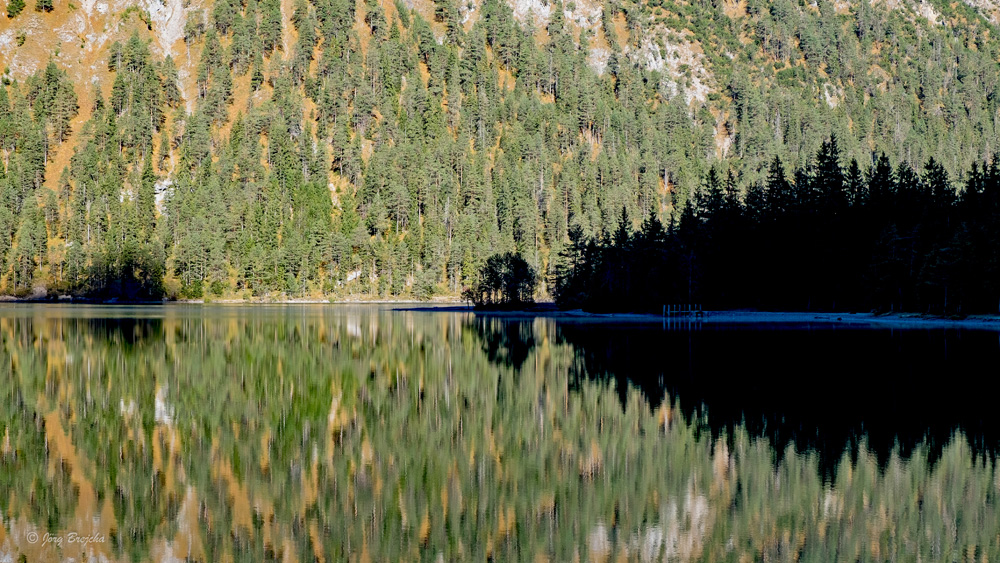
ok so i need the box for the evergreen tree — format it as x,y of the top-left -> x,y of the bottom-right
212,0 -> 237,33
814,135 -> 845,213
845,158 -> 866,208
10,201 -> 47,292
136,153 -> 156,240
260,0 -> 284,54
7,0 -> 26,18
867,153 -> 894,212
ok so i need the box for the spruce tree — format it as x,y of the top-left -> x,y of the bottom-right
845,158 -> 866,208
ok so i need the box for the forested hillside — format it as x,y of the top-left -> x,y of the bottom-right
2,0 -> 1000,300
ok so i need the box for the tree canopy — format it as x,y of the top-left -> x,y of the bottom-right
464,252 -> 538,308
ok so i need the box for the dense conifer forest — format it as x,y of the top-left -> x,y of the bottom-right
3,0 -> 1000,307
553,139 -> 1000,313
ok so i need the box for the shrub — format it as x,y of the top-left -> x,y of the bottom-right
210,279 -> 226,296
180,279 -> 204,299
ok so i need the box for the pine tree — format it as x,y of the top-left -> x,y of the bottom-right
230,15 -> 256,74
27,62 -> 78,143
924,157 -> 953,211
260,0 -> 283,54
699,167 -> 725,221
11,201 -> 46,292
845,158 -> 866,208
43,188 -> 59,237
960,161 -> 984,219
433,0 -> 462,44
136,153 -> 156,240
0,181 -> 15,270
0,84 -> 13,155
108,41 -> 123,72
814,135 -> 845,213
250,54 -> 265,91
867,153 -> 894,211
212,0 -> 236,33
161,56 -> 182,107
766,156 -> 792,216
7,0 -> 26,18
157,127 -> 171,168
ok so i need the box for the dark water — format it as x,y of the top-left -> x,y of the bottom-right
558,322 -> 1000,469
0,304 -> 998,562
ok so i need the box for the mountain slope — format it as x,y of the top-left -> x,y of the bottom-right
2,0 -> 1000,299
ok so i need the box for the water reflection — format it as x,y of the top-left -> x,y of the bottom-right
467,316 -> 537,371
555,321 -> 1000,471
0,304 -> 997,561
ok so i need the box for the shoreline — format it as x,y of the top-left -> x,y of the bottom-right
4,297 -> 1000,328
0,295 -> 469,305
443,307 -> 1000,329
533,309 -> 1000,329
697,310 -> 1000,328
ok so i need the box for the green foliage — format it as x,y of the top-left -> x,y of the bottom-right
119,5 -> 151,28
211,0 -> 236,33
25,61 -> 78,143
7,0 -> 26,17
0,44 -> 170,299
10,201 -> 47,293
259,0 -> 283,54
180,278 -> 204,298
183,12 -> 206,43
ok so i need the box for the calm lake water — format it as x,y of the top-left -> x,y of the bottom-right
1,304 -> 998,562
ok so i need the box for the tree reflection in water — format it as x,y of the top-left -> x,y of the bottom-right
0,305 -> 997,562
554,321 -> 1000,472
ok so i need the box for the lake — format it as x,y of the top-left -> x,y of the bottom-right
1,304 -> 998,561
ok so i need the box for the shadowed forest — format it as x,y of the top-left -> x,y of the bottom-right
552,137 -> 1000,314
